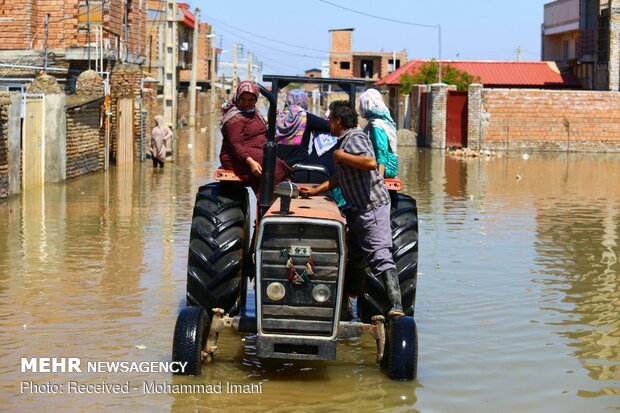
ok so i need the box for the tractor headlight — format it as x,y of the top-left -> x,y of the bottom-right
312,284 -> 330,303
266,282 -> 286,301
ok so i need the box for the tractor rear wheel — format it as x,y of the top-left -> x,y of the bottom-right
186,182 -> 249,316
358,193 -> 418,322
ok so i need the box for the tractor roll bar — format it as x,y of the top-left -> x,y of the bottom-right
256,76 -> 369,217
258,84 -> 278,215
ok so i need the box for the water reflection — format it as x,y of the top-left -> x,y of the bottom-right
1,132 -> 619,411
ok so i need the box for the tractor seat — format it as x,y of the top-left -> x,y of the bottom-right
213,169 -> 245,182
291,164 -> 330,184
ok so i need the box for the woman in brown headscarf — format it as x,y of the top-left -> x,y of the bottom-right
220,80 -> 291,193
150,115 -> 173,168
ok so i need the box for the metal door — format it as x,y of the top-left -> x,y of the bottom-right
419,92 -> 428,145
447,90 -> 468,148
22,95 -> 45,189
117,97 -> 134,165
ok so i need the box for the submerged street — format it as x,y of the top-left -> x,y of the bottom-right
0,118 -> 619,412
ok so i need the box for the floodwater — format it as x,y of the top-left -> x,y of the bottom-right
0,119 -> 619,412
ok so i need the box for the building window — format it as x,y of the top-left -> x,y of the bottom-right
147,9 -> 163,21
340,61 -> 350,70
388,58 -> 401,72
78,0 -> 103,26
360,60 -> 374,78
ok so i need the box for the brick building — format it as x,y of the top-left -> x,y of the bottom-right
542,0 -> 620,90
0,0 -> 147,90
329,28 -> 407,80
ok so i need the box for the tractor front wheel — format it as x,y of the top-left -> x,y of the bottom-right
383,316 -> 418,380
172,306 -> 209,376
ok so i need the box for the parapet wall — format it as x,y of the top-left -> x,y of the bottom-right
471,88 -> 620,152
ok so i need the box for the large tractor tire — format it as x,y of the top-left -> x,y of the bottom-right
358,193 -> 418,323
186,182 -> 249,316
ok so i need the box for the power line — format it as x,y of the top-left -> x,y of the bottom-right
211,24 -> 326,59
316,0 -> 444,83
205,14 -> 331,54
316,0 -> 437,29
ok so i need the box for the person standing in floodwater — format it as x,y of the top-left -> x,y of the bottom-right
151,115 -> 173,168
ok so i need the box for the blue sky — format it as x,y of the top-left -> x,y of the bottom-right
193,0 -> 551,76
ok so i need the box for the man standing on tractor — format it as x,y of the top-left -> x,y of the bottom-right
304,101 -> 404,318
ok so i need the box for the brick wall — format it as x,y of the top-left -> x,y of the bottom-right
329,29 -> 353,78
426,84 -> 448,149
472,89 -> 620,152
0,0 -> 34,49
109,63 -> 142,161
0,0 -> 145,59
143,88 -> 163,143
467,84 -> 483,151
0,93 -> 9,200
66,99 -> 103,179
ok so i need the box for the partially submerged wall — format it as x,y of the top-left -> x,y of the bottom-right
470,88 -> 620,152
66,96 -> 104,179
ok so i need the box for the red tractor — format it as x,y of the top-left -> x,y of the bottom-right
172,76 -> 419,380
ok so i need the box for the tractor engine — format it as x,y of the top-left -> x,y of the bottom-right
254,196 -> 346,360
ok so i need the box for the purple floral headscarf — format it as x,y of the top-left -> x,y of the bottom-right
276,89 -> 308,145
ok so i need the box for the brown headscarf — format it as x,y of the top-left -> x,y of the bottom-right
220,80 -> 263,128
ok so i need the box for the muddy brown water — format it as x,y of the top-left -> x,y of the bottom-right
0,122 -> 619,412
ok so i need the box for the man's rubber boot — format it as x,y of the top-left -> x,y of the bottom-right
382,268 -> 404,318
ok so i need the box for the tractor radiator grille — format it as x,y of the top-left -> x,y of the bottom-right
259,222 -> 342,337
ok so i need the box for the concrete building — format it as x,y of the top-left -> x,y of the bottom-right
542,0 -> 620,90
0,0 -> 147,90
329,28 -> 407,80
145,1 -> 215,92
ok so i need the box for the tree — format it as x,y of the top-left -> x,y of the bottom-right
399,60 -> 480,93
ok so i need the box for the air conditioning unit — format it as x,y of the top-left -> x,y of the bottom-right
180,42 -> 189,51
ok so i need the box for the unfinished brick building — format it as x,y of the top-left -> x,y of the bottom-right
0,0 -> 147,90
329,28 -> 407,80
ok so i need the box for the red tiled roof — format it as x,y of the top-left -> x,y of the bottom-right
177,3 -> 195,29
375,60 -> 581,88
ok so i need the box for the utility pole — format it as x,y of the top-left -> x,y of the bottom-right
164,0 -> 177,128
124,0 -> 129,62
232,42 -> 238,92
517,45 -> 522,62
158,24 -> 164,84
148,34 -> 152,74
437,24 -> 442,84
247,52 -> 253,81
210,33 -> 217,113
188,7 -> 200,127
87,0 -> 91,69
44,14 -> 49,71
392,50 -> 396,72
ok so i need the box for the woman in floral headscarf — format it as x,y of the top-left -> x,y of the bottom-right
276,88 -> 330,169
358,88 -> 398,178
220,80 -> 291,193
